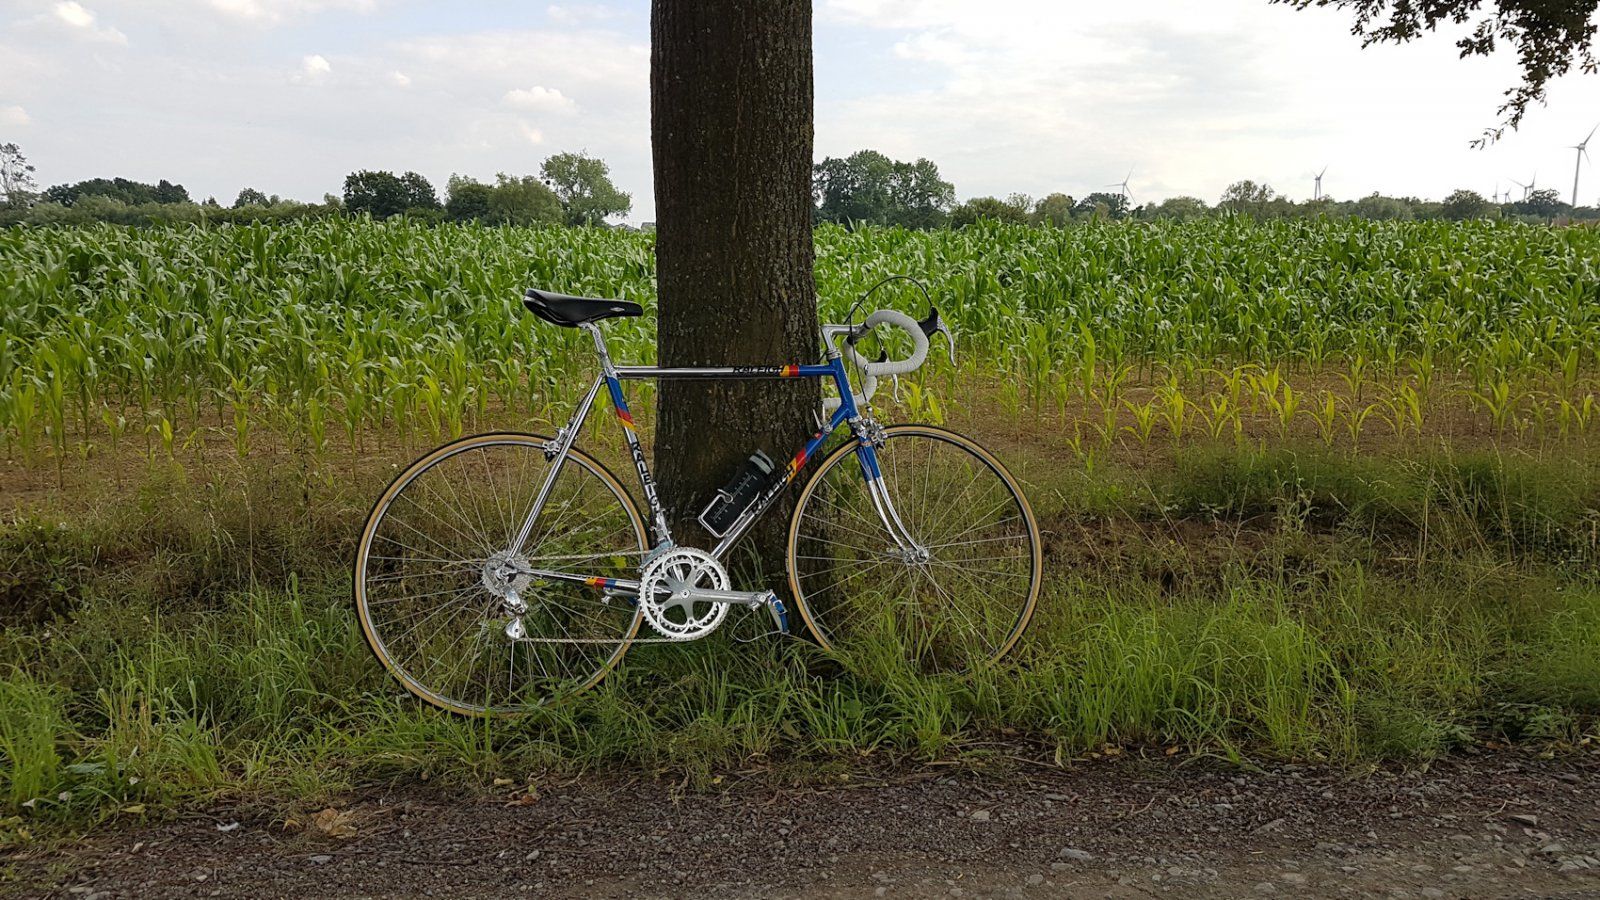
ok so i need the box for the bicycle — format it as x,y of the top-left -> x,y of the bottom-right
354,283 -> 1043,715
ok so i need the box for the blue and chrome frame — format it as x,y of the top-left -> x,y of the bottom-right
504,319 -> 918,597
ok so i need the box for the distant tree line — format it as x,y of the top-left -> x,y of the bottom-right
0,146 -> 631,229
4,138 -> 1597,229
811,149 -> 1600,228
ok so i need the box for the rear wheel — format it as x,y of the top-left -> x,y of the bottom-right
786,425 -> 1042,672
355,433 -> 647,715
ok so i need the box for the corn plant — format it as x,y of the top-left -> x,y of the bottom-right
1308,391 -> 1339,446
1157,376 -> 1190,442
3,218 -> 1600,458
1122,395 -> 1159,446
1344,403 -> 1376,448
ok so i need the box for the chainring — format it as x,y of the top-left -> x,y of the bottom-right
638,548 -> 731,641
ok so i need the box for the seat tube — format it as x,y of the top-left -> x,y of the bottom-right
586,323 -> 672,544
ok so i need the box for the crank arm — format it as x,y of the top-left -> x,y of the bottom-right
674,587 -> 776,608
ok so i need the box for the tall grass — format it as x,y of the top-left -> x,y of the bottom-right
0,674 -> 67,810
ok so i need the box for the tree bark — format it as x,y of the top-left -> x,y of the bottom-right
651,0 -> 818,575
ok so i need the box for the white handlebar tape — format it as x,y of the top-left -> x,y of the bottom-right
822,308 -> 929,414
851,309 -> 929,377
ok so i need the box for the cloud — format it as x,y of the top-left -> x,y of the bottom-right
821,0 -> 967,30
503,86 -> 577,114
7,16 -> 653,215
54,1 -> 95,28
547,4 -> 615,26
812,0 -> 1600,208
11,0 -> 1600,226
49,1 -> 128,44
891,31 -> 971,65
815,1 -> 1330,204
204,0 -> 378,25
294,54 -> 332,82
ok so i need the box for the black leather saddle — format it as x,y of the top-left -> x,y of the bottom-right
522,288 -> 644,327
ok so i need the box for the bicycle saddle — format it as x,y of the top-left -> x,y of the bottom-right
522,288 -> 644,327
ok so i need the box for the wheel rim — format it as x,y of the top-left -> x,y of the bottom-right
356,435 -> 645,714
788,427 -> 1041,672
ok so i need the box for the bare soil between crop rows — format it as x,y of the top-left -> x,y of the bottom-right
8,751 -> 1600,899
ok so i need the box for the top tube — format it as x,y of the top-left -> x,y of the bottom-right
611,364 -> 838,380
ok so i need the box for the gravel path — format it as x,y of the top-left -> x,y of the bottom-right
9,751 -> 1600,898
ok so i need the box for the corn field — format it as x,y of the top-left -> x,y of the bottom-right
2,216 -> 1599,462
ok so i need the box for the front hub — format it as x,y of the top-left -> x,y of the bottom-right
892,545 -> 930,565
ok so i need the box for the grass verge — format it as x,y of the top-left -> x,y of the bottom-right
1,439 -> 1597,836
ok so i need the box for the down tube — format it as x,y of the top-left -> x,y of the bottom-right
708,403 -> 854,560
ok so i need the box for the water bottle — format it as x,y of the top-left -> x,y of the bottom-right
698,450 -> 776,537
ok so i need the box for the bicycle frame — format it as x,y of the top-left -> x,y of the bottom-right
505,321 -> 919,596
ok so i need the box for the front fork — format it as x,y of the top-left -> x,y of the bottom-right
852,421 -> 928,563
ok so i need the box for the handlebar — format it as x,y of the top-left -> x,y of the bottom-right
851,309 -> 928,376
821,306 -> 954,415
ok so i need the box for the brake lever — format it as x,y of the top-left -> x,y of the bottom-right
917,306 -> 956,365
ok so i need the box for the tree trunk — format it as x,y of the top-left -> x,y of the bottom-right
651,0 -> 818,576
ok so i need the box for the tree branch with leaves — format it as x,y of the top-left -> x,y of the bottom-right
1273,0 -> 1598,142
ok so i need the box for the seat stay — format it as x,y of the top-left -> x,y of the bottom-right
506,374 -> 605,559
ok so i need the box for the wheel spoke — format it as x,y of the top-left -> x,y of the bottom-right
788,428 -> 1039,672
358,436 -> 645,714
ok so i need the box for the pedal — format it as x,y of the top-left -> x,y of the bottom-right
763,592 -> 790,634
732,592 -> 792,644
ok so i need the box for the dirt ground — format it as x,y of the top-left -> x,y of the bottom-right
8,751 -> 1600,899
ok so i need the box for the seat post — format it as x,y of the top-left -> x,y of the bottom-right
581,322 -> 616,375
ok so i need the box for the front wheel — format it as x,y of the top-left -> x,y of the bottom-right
786,425 -> 1042,673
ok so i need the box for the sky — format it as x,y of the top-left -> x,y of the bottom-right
3,0 -> 1600,222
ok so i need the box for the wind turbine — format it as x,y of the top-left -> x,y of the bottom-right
1312,165 -> 1328,201
1510,175 -> 1536,201
1105,169 -> 1134,203
1572,124 -> 1597,208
